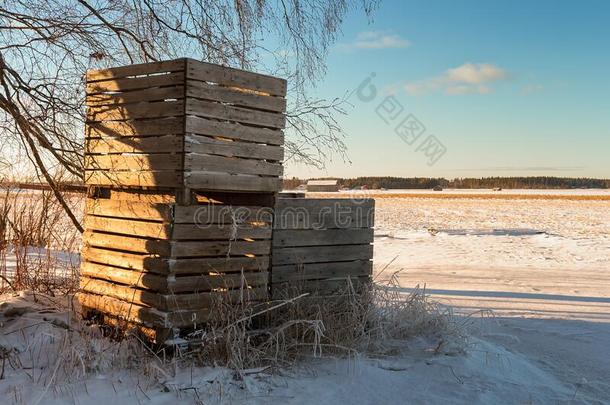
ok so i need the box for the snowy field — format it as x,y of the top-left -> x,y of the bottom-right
372,194 -> 610,402
1,190 -> 609,403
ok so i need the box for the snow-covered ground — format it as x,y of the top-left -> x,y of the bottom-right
1,192 -> 609,403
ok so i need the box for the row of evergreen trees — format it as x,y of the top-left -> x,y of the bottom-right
284,176 -> 610,189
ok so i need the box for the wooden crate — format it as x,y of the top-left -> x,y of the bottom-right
271,198 -> 375,297
84,58 -> 286,192
78,189 -> 273,339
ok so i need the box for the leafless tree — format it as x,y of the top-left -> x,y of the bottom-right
0,0 -> 378,231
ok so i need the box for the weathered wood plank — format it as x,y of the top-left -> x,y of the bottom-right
185,116 -> 283,145
170,240 -> 270,258
271,244 -> 374,266
87,86 -> 185,106
174,204 -> 270,224
85,170 -> 183,188
168,256 -> 270,274
186,58 -> 287,97
87,100 -> 184,122
186,80 -> 286,112
82,247 -> 170,274
168,271 -> 268,293
86,117 -> 184,138
185,134 -> 283,161
109,190 -> 176,203
80,277 -> 266,311
185,172 -> 281,192
86,72 -> 184,94
85,198 -> 173,221
87,59 -> 186,82
83,230 -> 171,256
271,260 -> 372,283
77,291 -> 168,326
275,198 -> 375,210
185,98 -> 285,129
272,277 -> 371,298
275,200 -> 374,230
172,224 -> 272,240
85,216 -> 171,239
86,135 -> 183,154
81,261 -> 168,291
272,228 -> 374,247
185,153 -> 283,176
85,154 -> 182,171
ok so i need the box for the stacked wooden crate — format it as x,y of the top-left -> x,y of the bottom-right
79,59 -> 286,341
272,198 -> 375,297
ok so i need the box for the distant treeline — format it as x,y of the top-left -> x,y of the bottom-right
284,177 -> 610,189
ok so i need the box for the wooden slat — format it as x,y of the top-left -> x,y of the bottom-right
172,224 -> 271,240
271,260 -> 372,283
81,261 -> 168,291
185,153 -> 283,176
273,277 -> 371,297
84,266 -> 267,295
87,59 -> 186,82
85,154 -> 182,171
169,256 -> 270,275
86,117 -> 184,138
86,135 -> 183,154
174,204 -> 270,224
110,190 -> 176,203
85,199 -> 173,222
185,98 -> 285,129
186,81 -> 286,112
275,198 -> 375,210
168,271 -> 268,293
80,277 -> 266,311
185,172 -> 281,192
185,134 -> 283,161
159,287 -> 268,310
83,230 -> 171,256
170,240 -> 270,258
87,86 -> 185,106
87,100 -> 184,122
77,291 -> 167,326
85,216 -> 171,239
186,116 -> 283,145
273,229 -> 374,247
275,200 -> 374,230
86,72 -> 184,94
82,247 -> 169,274
186,58 -> 287,97
85,170 -> 183,188
272,244 -> 374,266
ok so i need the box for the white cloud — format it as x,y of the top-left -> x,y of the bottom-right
338,31 -> 411,51
404,63 -> 508,96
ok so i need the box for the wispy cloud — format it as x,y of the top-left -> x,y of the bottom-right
404,63 -> 508,96
338,31 -> 411,51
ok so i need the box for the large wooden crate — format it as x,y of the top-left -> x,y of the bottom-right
272,198 -> 375,297
79,59 -> 286,342
79,189 -> 275,340
84,58 -> 286,192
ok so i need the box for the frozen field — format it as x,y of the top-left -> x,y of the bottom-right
373,194 -> 610,401
1,190 -> 609,403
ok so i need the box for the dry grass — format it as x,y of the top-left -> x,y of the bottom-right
0,188 -> 81,295
172,274 -> 461,372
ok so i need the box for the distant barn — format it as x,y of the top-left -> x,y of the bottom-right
307,179 -> 339,192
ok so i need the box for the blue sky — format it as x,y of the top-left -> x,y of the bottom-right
284,0 -> 610,179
